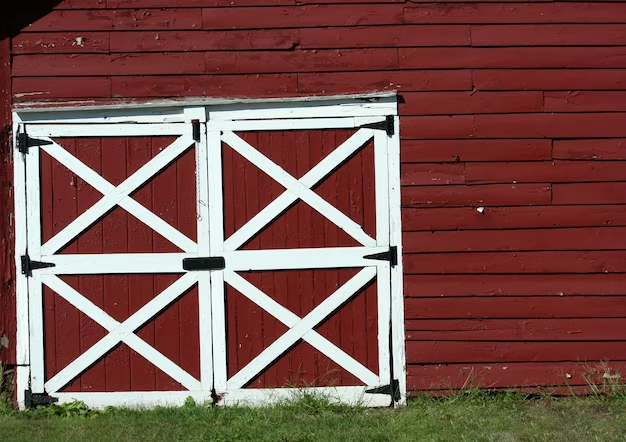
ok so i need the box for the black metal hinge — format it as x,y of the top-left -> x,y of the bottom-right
192,119 -> 201,142
366,379 -> 400,402
16,127 -> 53,154
21,255 -> 56,277
24,390 -> 58,409
364,246 -> 398,267
360,115 -> 395,137
183,256 -> 226,271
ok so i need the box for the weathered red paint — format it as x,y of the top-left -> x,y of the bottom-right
405,251 -> 626,275
474,69 -> 626,90
408,361 -> 626,390
403,227 -> 626,253
5,0 -> 626,395
404,274 -> 626,297
0,35 -> 14,367
402,205 -> 626,232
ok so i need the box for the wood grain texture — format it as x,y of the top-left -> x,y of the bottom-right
404,274 -> 626,297
472,24 -> 626,46
473,69 -> 626,90
408,361 -> 626,390
0,37 -> 14,365
404,3 -> 626,24
402,205 -> 626,231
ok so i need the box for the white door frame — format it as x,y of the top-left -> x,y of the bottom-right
12,95 -> 405,409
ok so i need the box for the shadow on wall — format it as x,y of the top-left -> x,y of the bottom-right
1,1 -> 66,40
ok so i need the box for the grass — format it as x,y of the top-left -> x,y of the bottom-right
1,391 -> 626,441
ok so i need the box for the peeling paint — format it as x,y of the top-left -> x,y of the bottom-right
0,333 -> 8,350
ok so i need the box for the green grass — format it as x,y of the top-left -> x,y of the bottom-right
2,392 -> 626,441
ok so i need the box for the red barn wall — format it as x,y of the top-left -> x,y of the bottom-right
4,0 -> 626,392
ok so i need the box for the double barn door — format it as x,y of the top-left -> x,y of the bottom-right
15,102 -> 404,408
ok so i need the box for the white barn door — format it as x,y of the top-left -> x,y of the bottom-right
15,99 -> 405,409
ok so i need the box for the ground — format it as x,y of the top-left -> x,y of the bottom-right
1,392 -> 626,441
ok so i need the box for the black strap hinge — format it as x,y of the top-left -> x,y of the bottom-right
21,255 -> 56,277
16,127 -> 53,154
24,390 -> 58,408
183,257 -> 226,271
360,115 -> 395,137
192,120 -> 201,142
364,246 -> 397,267
366,380 -> 400,402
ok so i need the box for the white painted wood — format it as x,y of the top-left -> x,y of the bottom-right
388,117 -> 406,407
208,98 -> 397,121
227,267 -> 377,390
45,273 -> 198,393
373,130 -> 392,385
222,131 -> 375,247
15,91 -> 396,114
224,271 -> 380,387
208,116 -> 384,132
224,129 -> 374,251
36,253 -> 193,275
41,135 -> 195,255
51,386 -> 391,408
195,122 -> 213,391
27,123 -> 187,137
24,143 -> 45,393
53,391 -> 215,409
40,141 -> 197,254
207,130 -> 228,392
224,247 -> 388,272
218,386 -> 391,407
20,108 -> 187,124
374,131 -> 390,247
13,117 -> 31,409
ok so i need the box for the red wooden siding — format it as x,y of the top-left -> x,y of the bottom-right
5,1 -> 626,394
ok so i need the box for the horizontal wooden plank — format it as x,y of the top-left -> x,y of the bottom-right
399,47 -> 626,69
108,0 -> 294,6
406,319 -> 626,341
466,161 -> 626,184
474,113 -> 626,139
407,361 -> 626,390
403,274 -> 626,297
404,3 -> 626,24
13,53 -> 205,76
404,251 -> 626,275
472,24 -> 626,46
553,139 -> 626,160
401,163 -> 465,186
402,184 -> 551,208
23,9 -> 202,32
205,49 -> 398,74
202,5 -> 403,29
298,70 -> 472,94
405,296 -> 626,319
299,25 -> 470,49
13,77 -> 112,99
400,140 -> 552,163
403,227 -> 626,253
53,0 -> 106,7
545,92 -> 626,112
552,182 -> 626,205
109,30 -> 298,52
400,91 -> 543,115
401,205 -> 626,231
111,75 -> 298,97
406,341 -> 626,364
401,116 -> 475,139
12,33 -> 109,54
474,69 -> 626,91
